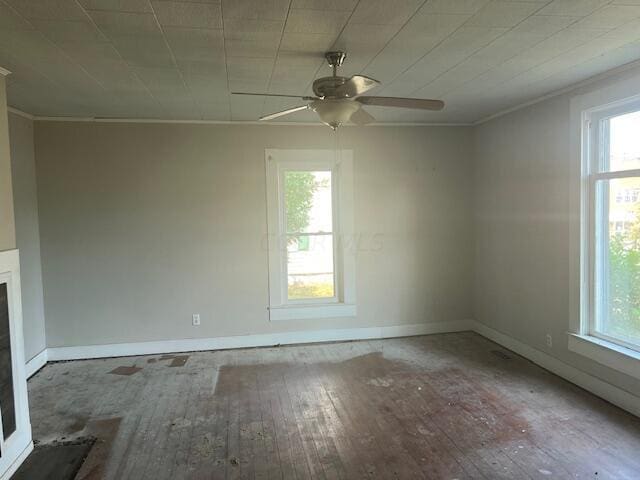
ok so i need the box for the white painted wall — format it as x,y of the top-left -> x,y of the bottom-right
473,64 -> 640,399
11,63 -> 640,413
9,112 -> 46,361
33,123 -> 473,348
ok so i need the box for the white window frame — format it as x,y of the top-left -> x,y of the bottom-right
569,85 -> 640,381
587,101 -> 640,351
265,149 -> 356,321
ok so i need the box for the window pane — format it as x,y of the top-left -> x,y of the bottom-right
595,177 -> 640,347
287,234 -> 334,299
284,171 -> 332,233
604,110 -> 640,172
0,283 -> 16,440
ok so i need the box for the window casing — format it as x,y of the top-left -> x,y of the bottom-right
584,101 -> 640,353
265,149 -> 356,321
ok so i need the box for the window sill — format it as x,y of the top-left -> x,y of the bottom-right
269,303 -> 357,321
568,333 -> 640,380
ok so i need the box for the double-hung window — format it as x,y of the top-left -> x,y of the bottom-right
265,149 -> 356,321
573,94 -> 640,377
588,105 -> 640,351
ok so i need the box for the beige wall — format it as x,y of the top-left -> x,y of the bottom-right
34,122 -> 473,348
0,75 -> 16,252
9,112 -> 46,361
20,65 -> 640,402
473,67 -> 640,399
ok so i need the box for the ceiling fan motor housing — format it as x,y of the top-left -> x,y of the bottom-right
314,51 -> 351,98
312,76 -> 349,98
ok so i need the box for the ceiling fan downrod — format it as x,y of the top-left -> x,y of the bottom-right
325,51 -> 346,77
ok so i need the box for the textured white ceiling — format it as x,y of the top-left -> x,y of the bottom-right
2,0 -> 640,123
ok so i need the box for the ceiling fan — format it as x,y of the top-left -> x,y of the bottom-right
232,51 -> 444,129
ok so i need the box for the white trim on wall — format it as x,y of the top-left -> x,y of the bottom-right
568,334 -> 640,381
269,304 -> 357,321
474,57 -> 640,126
25,349 -> 47,379
26,319 -> 640,418
7,108 -> 34,121
472,321 -> 640,418
46,321 -> 472,361
28,116 -> 472,127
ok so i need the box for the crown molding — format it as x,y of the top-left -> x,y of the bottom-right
9,57 -> 640,128
7,107 -> 34,120
32,116 -> 472,127
473,57 -> 640,126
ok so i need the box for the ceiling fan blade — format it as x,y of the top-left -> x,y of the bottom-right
232,92 -> 317,100
335,75 -> 380,98
260,105 -> 309,121
350,107 -> 376,126
357,96 -> 444,111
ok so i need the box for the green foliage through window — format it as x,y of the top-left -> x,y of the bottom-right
607,234 -> 640,342
285,171 -> 317,234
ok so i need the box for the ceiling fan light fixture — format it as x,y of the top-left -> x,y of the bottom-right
310,99 -> 361,130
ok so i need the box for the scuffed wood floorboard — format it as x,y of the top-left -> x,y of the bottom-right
26,333 -> 640,479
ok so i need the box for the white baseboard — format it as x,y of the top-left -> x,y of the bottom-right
25,349 -> 48,379
471,321 -> 640,418
46,320 -> 473,361
32,319 -> 640,419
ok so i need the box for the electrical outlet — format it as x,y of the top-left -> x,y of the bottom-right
545,334 -> 552,348
192,314 -> 201,326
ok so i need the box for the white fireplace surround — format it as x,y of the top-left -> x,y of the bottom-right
0,249 -> 32,480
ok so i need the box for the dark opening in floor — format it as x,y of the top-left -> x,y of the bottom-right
13,438 -> 95,480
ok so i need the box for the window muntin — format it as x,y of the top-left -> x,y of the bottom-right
589,106 -> 640,351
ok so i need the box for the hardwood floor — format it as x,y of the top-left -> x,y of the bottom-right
27,332 -> 640,479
